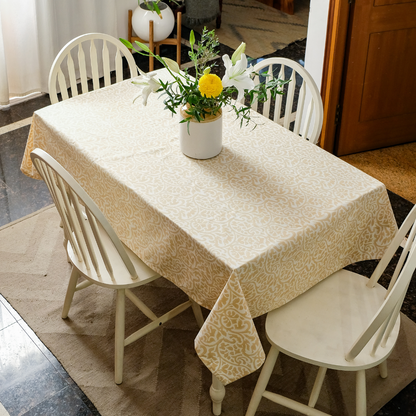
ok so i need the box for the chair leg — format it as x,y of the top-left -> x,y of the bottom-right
61,267 -> 80,319
115,289 -> 126,385
379,360 -> 388,379
308,367 -> 327,407
189,297 -> 205,328
245,346 -> 280,416
210,374 -> 226,416
356,370 -> 367,416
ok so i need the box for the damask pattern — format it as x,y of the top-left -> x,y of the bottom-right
21,70 -> 398,385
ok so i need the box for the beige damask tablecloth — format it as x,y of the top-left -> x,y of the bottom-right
22,69 -> 398,385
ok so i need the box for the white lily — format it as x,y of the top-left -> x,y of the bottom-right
162,57 -> 180,74
131,68 -> 161,105
231,42 -> 246,65
221,53 -> 255,102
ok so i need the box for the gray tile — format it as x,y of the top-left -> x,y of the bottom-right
22,385 -> 94,416
0,301 -> 17,330
18,320 -> 68,378
0,96 -> 50,128
0,294 -> 22,322
0,126 -> 53,226
0,322 -> 68,415
0,108 -> 19,129
12,96 -> 51,121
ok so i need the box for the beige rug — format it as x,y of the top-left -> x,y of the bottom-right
341,141 -> 416,205
189,0 -> 310,58
1,206 -> 416,415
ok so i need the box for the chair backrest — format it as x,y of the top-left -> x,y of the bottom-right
345,203 -> 416,361
251,58 -> 324,145
48,33 -> 138,104
30,148 -> 138,280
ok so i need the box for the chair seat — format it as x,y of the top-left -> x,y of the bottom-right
67,218 -> 160,289
266,269 -> 401,371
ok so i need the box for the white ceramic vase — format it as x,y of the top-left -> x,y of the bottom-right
132,2 -> 175,43
179,106 -> 223,159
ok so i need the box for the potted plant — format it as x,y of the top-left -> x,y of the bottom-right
121,29 -> 288,159
132,0 -> 176,42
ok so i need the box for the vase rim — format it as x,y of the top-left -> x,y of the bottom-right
139,1 -> 168,11
180,105 -> 223,123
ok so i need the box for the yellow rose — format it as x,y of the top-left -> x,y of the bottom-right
198,74 -> 223,98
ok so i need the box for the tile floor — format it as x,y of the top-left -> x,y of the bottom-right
0,100 -> 99,414
1,33 -> 416,416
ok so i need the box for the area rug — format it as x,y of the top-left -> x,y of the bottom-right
1,205 -> 416,415
187,0 -> 310,58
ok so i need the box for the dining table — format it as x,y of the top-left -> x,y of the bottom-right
21,68 -> 398,414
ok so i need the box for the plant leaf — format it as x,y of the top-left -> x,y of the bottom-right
119,38 -> 132,49
153,2 -> 162,18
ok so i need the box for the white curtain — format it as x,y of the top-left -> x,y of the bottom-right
0,0 -> 118,106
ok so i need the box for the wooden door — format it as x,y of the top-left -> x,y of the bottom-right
335,0 -> 416,156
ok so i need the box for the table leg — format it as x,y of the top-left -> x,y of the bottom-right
210,374 -> 225,415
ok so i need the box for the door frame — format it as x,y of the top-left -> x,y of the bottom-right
319,0 -> 351,154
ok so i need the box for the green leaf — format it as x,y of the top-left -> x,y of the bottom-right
153,2 -> 162,17
188,94 -> 198,105
119,38 -> 133,49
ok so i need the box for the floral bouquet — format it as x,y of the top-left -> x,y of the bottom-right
120,29 -> 287,129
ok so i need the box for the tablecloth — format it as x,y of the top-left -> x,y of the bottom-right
22,70 -> 398,384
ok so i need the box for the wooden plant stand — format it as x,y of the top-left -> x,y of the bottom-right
128,10 -> 182,72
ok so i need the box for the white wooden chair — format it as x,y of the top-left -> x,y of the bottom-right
246,204 -> 416,416
251,58 -> 324,144
30,148 -> 204,385
48,33 -> 138,104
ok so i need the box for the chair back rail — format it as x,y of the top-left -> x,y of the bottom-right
31,148 -> 138,280
367,209 -> 416,290
346,208 -> 416,361
49,33 -> 138,104
252,58 -> 323,144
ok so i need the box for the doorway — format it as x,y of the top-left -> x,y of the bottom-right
320,0 -> 416,156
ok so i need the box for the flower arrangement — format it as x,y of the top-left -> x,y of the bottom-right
120,29 -> 287,129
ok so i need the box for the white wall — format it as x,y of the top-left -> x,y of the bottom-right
301,0 -> 329,136
304,0 -> 330,91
